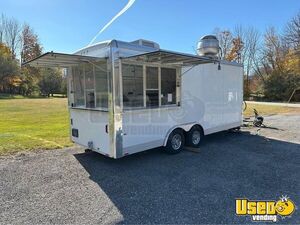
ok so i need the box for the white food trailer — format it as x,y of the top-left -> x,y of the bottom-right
23,37 -> 243,158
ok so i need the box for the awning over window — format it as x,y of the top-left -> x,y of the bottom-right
122,50 -> 219,66
22,52 -> 105,68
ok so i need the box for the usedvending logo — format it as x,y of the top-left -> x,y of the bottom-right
236,196 -> 296,222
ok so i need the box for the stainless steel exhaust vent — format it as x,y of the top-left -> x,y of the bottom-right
197,35 -> 220,57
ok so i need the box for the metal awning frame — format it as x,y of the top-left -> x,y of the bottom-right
22,49 -> 220,69
121,50 -> 220,66
22,52 -> 107,68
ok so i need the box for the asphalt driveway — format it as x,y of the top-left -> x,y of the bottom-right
0,114 -> 299,224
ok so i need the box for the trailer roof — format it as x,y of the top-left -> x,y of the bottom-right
122,49 -> 219,66
22,52 -> 105,68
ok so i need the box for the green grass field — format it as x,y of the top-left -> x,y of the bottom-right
0,98 -> 72,155
244,102 -> 300,117
0,98 -> 299,155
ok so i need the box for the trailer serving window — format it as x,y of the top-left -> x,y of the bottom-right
121,50 -> 218,110
21,52 -> 109,111
72,61 -> 108,109
121,63 -> 179,110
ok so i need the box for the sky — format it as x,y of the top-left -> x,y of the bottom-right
1,0 -> 300,54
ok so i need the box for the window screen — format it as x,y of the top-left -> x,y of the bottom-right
85,64 -> 94,90
122,64 -> 144,108
161,68 -> 177,105
73,65 -> 85,107
95,61 -> 108,108
146,66 -> 159,107
85,64 -> 95,108
146,67 -> 158,89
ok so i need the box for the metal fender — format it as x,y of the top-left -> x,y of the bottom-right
163,122 -> 200,146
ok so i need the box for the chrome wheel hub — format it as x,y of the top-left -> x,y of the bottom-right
192,130 -> 201,145
171,134 -> 182,150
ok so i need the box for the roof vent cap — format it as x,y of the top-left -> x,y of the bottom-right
130,39 -> 160,49
197,35 -> 219,57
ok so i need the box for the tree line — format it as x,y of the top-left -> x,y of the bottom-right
0,14 -> 66,97
0,12 -> 299,101
214,11 -> 300,101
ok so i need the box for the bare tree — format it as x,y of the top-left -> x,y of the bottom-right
5,17 -> 21,58
262,27 -> 287,73
246,28 -> 260,78
233,25 -> 247,63
232,26 -> 261,96
214,28 -> 233,59
284,11 -> 300,49
0,14 -> 6,43
234,26 -> 260,71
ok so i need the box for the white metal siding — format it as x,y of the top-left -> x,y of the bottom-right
70,109 -> 110,156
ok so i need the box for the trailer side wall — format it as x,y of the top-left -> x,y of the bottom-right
121,63 -> 243,155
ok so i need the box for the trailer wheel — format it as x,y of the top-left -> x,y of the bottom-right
165,129 -> 185,154
186,126 -> 203,148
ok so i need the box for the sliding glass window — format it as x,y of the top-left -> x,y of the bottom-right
95,61 -> 108,108
71,61 -> 108,110
121,63 -> 179,109
85,64 -> 95,108
73,65 -> 85,107
146,66 -> 159,107
122,64 -> 144,108
161,68 -> 177,105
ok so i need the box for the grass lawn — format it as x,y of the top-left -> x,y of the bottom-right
243,102 -> 300,117
0,93 -> 27,99
0,98 -> 72,155
0,98 -> 299,155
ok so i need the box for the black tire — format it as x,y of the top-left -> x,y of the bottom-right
253,117 -> 263,127
186,126 -> 203,148
229,126 -> 241,133
165,129 -> 185,154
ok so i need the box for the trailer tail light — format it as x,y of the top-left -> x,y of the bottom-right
72,128 -> 79,138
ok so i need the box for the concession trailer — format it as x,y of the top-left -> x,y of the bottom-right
23,36 -> 243,158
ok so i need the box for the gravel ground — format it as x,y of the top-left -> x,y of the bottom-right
0,114 -> 299,224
